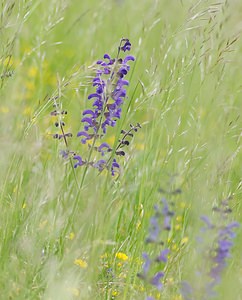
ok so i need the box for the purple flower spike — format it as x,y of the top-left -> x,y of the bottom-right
142,252 -> 151,277
138,196 -> 175,295
146,216 -> 160,243
71,39 -> 135,176
181,200 -> 239,300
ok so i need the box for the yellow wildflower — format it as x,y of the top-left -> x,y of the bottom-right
172,243 -> 178,251
112,290 -> 118,297
74,258 -> 88,268
175,224 -> 181,230
23,107 -> 33,116
180,202 -> 186,209
176,216 -> 182,222
115,252 -> 128,261
68,232 -> 75,240
181,237 -> 189,245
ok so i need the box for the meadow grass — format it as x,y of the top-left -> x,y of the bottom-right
0,0 -> 241,299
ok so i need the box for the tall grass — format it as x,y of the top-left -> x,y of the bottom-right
0,0 -> 241,299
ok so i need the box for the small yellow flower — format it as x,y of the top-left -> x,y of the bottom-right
112,290 -> 118,297
22,202 -> 27,209
115,252 -> 128,261
172,244 -> 178,251
181,237 -> 189,245
175,224 -> 181,230
139,285 -> 145,292
23,107 -> 33,116
117,262 -> 122,268
176,216 -> 182,222
68,232 -> 75,240
74,258 -> 88,268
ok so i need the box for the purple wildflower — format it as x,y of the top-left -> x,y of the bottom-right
73,38 -> 135,176
146,198 -> 174,244
120,39 -> 131,52
51,39 -> 140,178
155,249 -> 170,263
138,196 -> 175,295
209,221 -> 239,284
150,272 -> 164,290
142,252 -> 152,277
94,159 -> 107,172
181,199 -> 239,300
73,155 -> 85,168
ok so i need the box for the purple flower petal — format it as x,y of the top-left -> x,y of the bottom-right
98,142 -> 111,156
73,155 -> 85,168
77,131 -> 92,144
88,93 -> 102,101
150,272 -> 164,290
94,159 -> 107,171
156,249 -> 169,263
123,55 -> 135,63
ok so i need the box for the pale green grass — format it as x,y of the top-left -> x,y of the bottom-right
0,0 -> 241,299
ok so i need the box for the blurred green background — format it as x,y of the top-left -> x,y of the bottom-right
0,1 -> 241,299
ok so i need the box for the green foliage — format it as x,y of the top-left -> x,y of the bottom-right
0,0 -> 241,299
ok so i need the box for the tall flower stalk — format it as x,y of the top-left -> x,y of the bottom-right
181,197 -> 239,300
51,38 -> 140,178
73,38 -> 138,176
50,39 -> 139,239
137,197 -> 175,299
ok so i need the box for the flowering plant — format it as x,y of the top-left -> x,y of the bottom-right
51,38 -> 140,176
